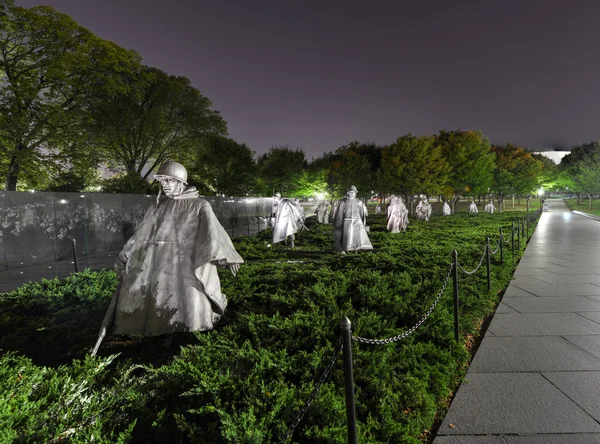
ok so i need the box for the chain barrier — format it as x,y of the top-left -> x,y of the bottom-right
457,245 -> 487,275
489,237 -> 501,255
351,262 -> 454,345
278,340 -> 343,444
0,245 -> 76,276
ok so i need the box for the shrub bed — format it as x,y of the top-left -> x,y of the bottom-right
0,211 -> 537,443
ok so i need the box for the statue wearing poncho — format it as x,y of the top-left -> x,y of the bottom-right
333,185 -> 373,252
315,201 -> 330,224
271,193 -> 302,247
386,195 -> 409,233
96,162 -> 243,343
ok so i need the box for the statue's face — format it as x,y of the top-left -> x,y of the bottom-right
347,190 -> 357,199
159,177 -> 184,198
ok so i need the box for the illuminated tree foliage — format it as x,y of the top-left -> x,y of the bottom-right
0,0 -> 139,190
91,66 -> 226,182
379,134 -> 449,213
491,144 -> 543,210
562,141 -> 600,208
436,130 -> 495,212
255,146 -> 306,196
189,135 -> 256,196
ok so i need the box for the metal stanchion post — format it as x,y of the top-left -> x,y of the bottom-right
452,250 -> 459,342
511,222 -> 515,256
340,317 -> 358,444
500,228 -> 504,264
71,238 -> 79,272
517,219 -> 520,250
486,236 -> 491,291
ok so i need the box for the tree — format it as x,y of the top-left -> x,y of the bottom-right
436,130 -> 495,213
101,172 -> 158,194
491,144 -> 543,211
561,142 -> 600,204
379,134 -> 450,214
531,153 -> 560,194
189,135 -> 256,196
576,151 -> 600,210
255,146 -> 306,196
291,161 -> 329,198
44,168 -> 101,192
0,0 -> 139,190
90,66 -> 226,185
326,141 -> 383,199
328,148 -> 373,198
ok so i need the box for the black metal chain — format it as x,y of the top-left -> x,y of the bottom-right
278,340 -> 343,444
352,262 -> 454,344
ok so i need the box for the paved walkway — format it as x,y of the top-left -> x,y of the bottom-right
434,198 -> 600,443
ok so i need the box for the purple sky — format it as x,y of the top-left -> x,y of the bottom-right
15,0 -> 600,160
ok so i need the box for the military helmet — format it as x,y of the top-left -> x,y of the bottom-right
274,192 -> 281,198
154,161 -> 188,185
347,185 -> 358,193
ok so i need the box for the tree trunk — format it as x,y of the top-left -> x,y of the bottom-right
512,195 -> 515,209
589,193 -> 593,210
409,195 -> 415,216
577,192 -> 580,205
4,147 -> 23,191
526,195 -> 530,212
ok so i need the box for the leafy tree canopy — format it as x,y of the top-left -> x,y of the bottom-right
90,66 -> 227,183
436,130 -> 495,204
0,0 -> 140,190
188,135 -> 256,196
379,134 -> 450,199
255,146 -> 306,196
491,144 -> 543,199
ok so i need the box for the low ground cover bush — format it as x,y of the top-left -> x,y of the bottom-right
0,211 -> 537,443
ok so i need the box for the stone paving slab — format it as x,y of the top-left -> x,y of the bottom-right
488,313 -> 600,336
468,336 -> 600,372
538,267 -> 600,276
543,371 -> 600,422
513,283 -> 600,297
517,257 -> 578,268
509,275 -> 552,287
533,275 -> 600,285
564,335 -> 600,359
501,296 -> 600,313
494,302 -> 520,314
437,373 -> 600,435
433,436 -> 507,444
502,285 -> 539,298
435,435 -> 600,444
575,311 -> 600,325
513,267 -> 556,277
505,434 -> 600,444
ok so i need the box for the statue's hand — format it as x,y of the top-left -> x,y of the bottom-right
229,263 -> 240,277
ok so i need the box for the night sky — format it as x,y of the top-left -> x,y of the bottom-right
15,0 -> 600,160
